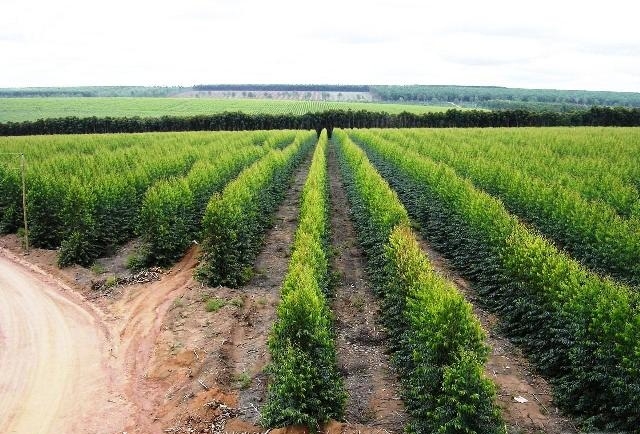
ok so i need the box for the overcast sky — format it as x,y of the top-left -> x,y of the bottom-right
1,0 -> 639,91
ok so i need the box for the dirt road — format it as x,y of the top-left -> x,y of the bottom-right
0,242 -> 209,434
0,250 -> 122,434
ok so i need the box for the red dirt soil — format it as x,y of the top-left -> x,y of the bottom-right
327,144 -> 407,430
0,246 -> 124,434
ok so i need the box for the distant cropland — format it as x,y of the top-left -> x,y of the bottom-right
0,97 -> 450,123
1,84 -> 639,122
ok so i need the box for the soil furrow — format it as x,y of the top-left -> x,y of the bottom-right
327,142 -> 407,431
145,151 -> 315,433
232,150 -> 314,423
414,239 -> 579,434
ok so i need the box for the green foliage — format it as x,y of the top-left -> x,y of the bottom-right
196,131 -> 315,287
104,275 -> 117,288
263,134 -> 346,429
0,97 -> 447,123
263,274 -> 345,429
58,178 -> 98,266
90,263 -> 106,275
386,226 -> 502,434
334,131 -> 502,433
0,163 -> 21,233
205,298 -> 225,312
139,178 -> 195,266
385,128 -> 640,285
126,251 -> 146,271
92,175 -> 138,252
423,352 -> 504,434
354,129 -> 640,431
3,106 -> 640,136
371,84 -> 640,110
333,130 -> 409,264
229,297 -> 244,308
0,131 -> 284,267
233,371 -> 252,390
282,133 -> 331,296
26,174 -> 66,248
58,231 -> 93,267
137,133 -> 289,266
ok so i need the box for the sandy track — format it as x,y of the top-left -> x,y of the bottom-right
111,247 -> 199,433
0,251 -> 118,434
0,244 -> 203,434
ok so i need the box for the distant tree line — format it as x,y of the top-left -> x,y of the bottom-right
0,86 -> 184,98
370,85 -> 640,108
1,107 -> 639,137
4,85 -> 640,111
192,84 -> 370,93
480,100 -> 585,112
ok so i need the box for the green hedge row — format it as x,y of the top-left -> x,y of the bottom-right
391,128 -> 640,220
196,131 -> 315,287
0,162 -> 22,234
355,130 -> 640,431
56,134 -> 274,267
3,106 -> 640,137
137,133 -> 294,265
55,153 -> 197,266
262,132 -> 346,429
0,132 -> 273,266
334,130 -> 503,434
375,129 -> 640,286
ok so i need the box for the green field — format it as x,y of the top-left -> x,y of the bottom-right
0,97 -> 451,123
2,127 -> 639,431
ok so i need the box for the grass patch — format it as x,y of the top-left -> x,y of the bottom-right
90,263 -> 106,275
126,252 -> 145,270
229,297 -> 244,308
348,293 -> 365,312
205,297 -> 226,313
105,275 -> 118,287
233,371 -> 252,390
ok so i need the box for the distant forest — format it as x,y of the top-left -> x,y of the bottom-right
193,84 -> 370,92
370,85 -> 640,111
1,84 -> 640,111
0,86 -> 184,98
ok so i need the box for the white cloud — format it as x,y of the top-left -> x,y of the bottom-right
0,0 -> 639,91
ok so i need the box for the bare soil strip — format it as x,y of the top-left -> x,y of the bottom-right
0,248 -> 124,434
112,247 -> 201,432
327,143 -> 408,431
143,152 -> 315,433
415,240 -> 579,434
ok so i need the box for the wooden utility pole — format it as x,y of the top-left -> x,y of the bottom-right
21,153 -> 28,253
